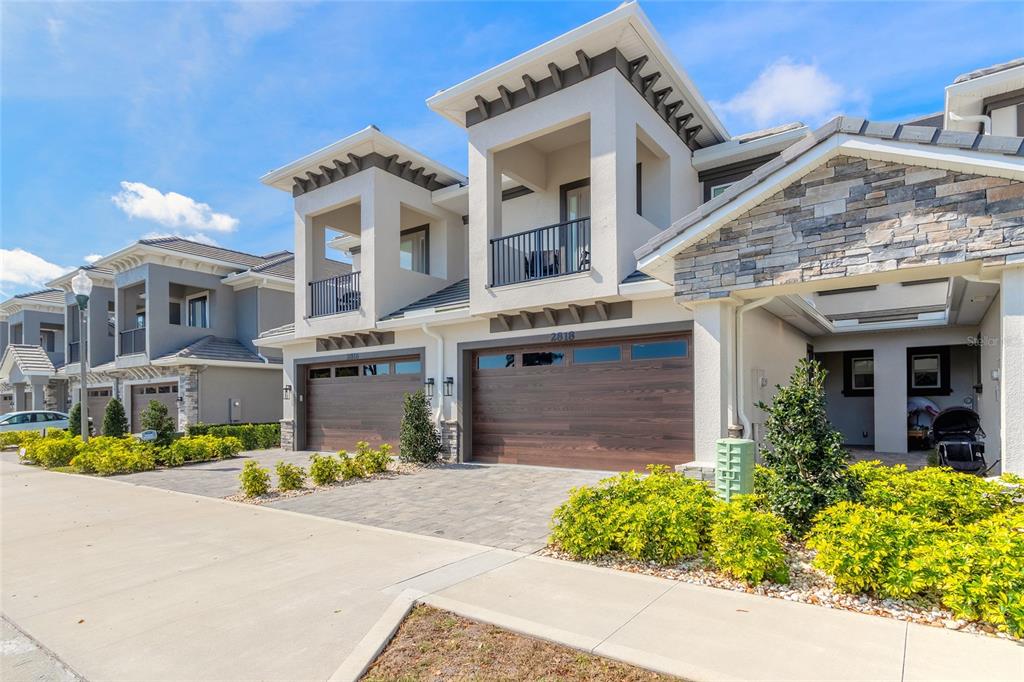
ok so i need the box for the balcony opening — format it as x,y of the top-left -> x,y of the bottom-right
309,200 -> 361,318
635,126 -> 670,228
118,282 -> 146,356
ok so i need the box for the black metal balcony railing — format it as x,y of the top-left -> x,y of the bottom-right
309,272 -> 361,318
490,217 -> 591,287
68,341 -> 81,363
119,327 -> 146,355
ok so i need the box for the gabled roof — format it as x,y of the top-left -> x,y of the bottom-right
0,344 -> 57,378
635,115 -> 1024,282
152,336 -> 280,367
10,289 -> 64,305
954,58 -> 1024,84
257,322 -> 294,340
137,237 -> 274,268
380,279 -> 470,320
47,264 -> 115,290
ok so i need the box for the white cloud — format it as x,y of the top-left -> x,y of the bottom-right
0,248 -> 72,290
83,253 -> 103,264
141,231 -> 219,246
112,181 -> 238,233
717,59 -> 863,129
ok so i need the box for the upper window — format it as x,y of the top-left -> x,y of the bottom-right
911,354 -> 941,389
169,301 -> 182,326
710,182 -> 733,198
187,295 -> 209,328
477,353 -> 515,370
851,358 -> 874,390
574,345 -> 621,364
40,330 -> 56,353
632,340 -> 688,360
560,179 -> 591,222
400,225 -> 429,274
523,351 -> 564,367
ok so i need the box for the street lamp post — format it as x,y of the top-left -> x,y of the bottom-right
71,270 -> 94,443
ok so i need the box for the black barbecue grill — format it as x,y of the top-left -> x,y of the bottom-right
929,406 -> 997,475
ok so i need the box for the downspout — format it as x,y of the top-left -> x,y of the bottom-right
420,323 -> 444,424
948,112 -> 992,135
734,297 -> 774,439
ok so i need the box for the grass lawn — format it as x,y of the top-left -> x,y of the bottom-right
362,604 -> 679,681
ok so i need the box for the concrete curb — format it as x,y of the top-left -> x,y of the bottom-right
327,590 -> 420,682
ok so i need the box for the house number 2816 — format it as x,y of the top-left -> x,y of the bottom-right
550,331 -> 576,342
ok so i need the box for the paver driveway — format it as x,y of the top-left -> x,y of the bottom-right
116,450 -> 609,552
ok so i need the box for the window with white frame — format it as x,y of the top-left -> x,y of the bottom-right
911,353 -> 941,389
710,182 -> 734,198
187,294 -> 209,328
851,357 -> 874,390
399,225 -> 429,274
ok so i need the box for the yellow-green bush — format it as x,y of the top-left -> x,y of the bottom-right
354,441 -> 392,474
710,500 -> 790,585
160,435 -> 242,466
550,465 -> 722,565
239,460 -> 270,497
309,453 -> 342,486
70,437 -> 156,476
275,461 -> 306,491
21,432 -> 82,468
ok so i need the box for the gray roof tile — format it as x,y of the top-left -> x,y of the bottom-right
934,130 -> 980,149
381,279 -> 469,320
1,344 -> 57,375
140,237 -> 291,269
9,288 -> 64,306
155,336 -> 271,364
863,121 -> 900,139
258,323 -> 294,339
953,58 -> 1024,84
897,125 -> 940,143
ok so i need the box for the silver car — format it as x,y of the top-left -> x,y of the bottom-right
0,410 -> 72,432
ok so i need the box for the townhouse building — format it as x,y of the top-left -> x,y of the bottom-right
0,289 -> 67,414
42,237 -> 302,431
256,3 -> 1022,474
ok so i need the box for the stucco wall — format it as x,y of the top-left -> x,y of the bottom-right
742,307 -> 809,444
198,366 -> 283,425
978,294 -> 1002,464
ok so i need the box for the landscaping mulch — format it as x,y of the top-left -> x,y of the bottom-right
540,544 -> 1018,641
225,461 -> 431,505
361,604 -> 679,682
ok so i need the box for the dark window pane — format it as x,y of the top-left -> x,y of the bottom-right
158,386 -> 171,393
309,368 -> 330,379
334,366 -> 359,378
632,340 -> 687,360
394,360 -> 422,375
169,301 -> 181,325
523,351 -> 564,367
477,353 -> 515,370
574,346 -> 621,364
362,363 -> 390,376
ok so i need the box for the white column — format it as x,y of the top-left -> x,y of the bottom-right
29,379 -> 46,410
692,300 -> 736,462
467,139 -> 501,302
872,340 -> 908,454
1000,265 -> 1024,474
13,384 -> 27,411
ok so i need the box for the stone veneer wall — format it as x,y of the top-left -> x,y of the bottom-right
177,368 -> 200,430
674,155 -> 1024,300
280,419 -> 295,451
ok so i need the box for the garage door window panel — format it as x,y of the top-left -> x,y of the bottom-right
363,363 -> 390,376
309,367 -> 331,380
477,353 -> 515,370
394,360 -> 422,375
522,351 -> 565,367
574,345 -> 621,364
334,366 -> 359,378
631,339 -> 688,360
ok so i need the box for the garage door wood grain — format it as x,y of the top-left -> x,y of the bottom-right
471,334 -> 693,471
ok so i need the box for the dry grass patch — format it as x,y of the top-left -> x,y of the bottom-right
362,604 -> 679,682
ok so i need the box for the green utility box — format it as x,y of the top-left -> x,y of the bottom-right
715,438 -> 756,502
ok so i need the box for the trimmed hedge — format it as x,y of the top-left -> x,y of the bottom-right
158,435 -> 243,467
71,437 -> 156,476
186,423 -> 280,450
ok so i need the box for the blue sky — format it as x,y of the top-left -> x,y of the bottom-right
2,1 -> 1021,296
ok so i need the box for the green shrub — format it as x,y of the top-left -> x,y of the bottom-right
354,441 -> 392,474
855,464 -> 1016,526
339,452 -> 365,480
807,501 -> 943,598
159,435 -> 242,467
756,358 -> 859,536
185,423 -> 280,450
23,432 -> 82,468
239,460 -> 271,497
398,390 -> 442,464
710,502 -> 789,585
102,398 -> 129,437
275,461 -> 306,491
68,401 -> 84,437
551,465 -> 722,565
140,400 -> 176,446
70,437 -> 156,476
9,431 -> 41,452
309,453 -> 342,486
915,508 -> 1024,637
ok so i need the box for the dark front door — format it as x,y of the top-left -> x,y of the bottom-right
304,356 -> 422,452
470,333 -> 694,471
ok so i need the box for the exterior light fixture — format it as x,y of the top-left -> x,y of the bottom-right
70,270 -> 94,442
424,377 -> 435,397
283,384 -> 292,399
443,377 -> 454,397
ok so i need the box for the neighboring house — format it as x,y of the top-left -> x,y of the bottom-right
257,3 -> 1023,475
45,237 -> 300,432
0,289 -> 67,414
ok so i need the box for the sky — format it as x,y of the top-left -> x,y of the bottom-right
2,0 -> 1021,297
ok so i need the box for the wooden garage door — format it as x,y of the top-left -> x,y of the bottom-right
471,333 -> 694,471
87,388 -> 112,424
131,383 -> 179,432
304,356 -> 422,452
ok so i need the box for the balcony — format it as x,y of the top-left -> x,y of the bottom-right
309,272 -> 361,318
68,341 -> 81,364
119,327 -> 146,355
490,218 -> 591,287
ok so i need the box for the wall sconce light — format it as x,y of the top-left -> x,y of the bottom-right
176,395 -> 184,404
443,377 -> 454,397
424,377 -> 435,398
283,384 -> 292,400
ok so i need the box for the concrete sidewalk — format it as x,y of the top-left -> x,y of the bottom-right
2,458 -> 1021,681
